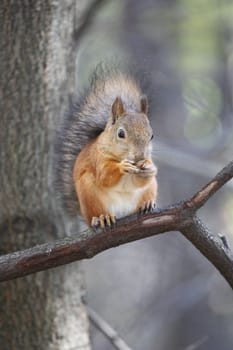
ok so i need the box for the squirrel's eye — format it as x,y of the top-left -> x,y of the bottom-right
150,134 -> 154,141
118,129 -> 125,139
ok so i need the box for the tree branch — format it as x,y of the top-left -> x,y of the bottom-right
0,161 -> 232,287
187,161 -> 233,209
180,217 -> 233,287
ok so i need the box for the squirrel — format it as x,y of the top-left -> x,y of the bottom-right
55,65 -> 158,229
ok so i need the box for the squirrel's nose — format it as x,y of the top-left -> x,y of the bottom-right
134,152 -> 146,163
129,148 -> 146,162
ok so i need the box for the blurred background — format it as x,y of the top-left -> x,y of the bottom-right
76,1 -> 233,349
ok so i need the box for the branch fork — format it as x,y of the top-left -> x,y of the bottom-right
0,161 -> 233,288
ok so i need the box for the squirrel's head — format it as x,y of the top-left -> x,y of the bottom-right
100,96 -> 154,162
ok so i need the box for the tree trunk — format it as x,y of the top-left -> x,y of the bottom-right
0,1 -> 90,349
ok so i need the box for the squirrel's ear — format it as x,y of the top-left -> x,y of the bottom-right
111,97 -> 125,124
140,95 -> 148,115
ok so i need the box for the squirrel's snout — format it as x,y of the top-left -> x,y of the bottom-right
134,146 -> 152,163
128,152 -> 143,163
134,153 -> 147,163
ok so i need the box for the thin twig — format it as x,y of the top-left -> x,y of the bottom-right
218,233 -> 229,249
88,306 -> 133,350
182,335 -> 208,350
0,161 -> 232,287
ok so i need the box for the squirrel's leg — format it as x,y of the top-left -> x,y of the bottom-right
137,178 -> 158,214
75,172 -> 116,229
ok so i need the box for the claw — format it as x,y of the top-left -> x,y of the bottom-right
91,214 -> 116,230
139,199 -> 156,215
105,214 -> 111,227
91,217 -> 100,232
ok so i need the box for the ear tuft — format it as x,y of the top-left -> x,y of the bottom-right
111,97 -> 125,124
140,95 -> 148,115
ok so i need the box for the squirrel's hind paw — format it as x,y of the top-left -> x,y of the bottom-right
139,199 -> 156,215
91,214 -> 116,230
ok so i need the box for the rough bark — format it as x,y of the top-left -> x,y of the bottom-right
0,1 -> 90,349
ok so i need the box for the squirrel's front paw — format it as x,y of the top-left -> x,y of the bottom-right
91,214 -> 116,230
120,159 -> 140,174
137,159 -> 157,177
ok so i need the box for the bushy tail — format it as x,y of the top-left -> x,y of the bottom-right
54,63 -> 146,216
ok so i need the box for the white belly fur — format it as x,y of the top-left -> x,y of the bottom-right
103,174 -> 147,218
